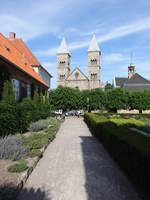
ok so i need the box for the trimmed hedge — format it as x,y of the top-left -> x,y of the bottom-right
84,113 -> 150,199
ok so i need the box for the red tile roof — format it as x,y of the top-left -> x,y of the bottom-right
0,33 -> 48,88
9,38 -> 40,66
9,36 -> 52,77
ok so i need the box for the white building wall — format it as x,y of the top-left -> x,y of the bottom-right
39,68 -> 51,88
33,66 -> 51,89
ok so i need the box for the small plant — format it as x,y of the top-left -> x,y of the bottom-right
8,160 -> 28,173
29,149 -> 41,158
24,133 -> 49,151
29,118 -> 51,132
0,135 -> 28,161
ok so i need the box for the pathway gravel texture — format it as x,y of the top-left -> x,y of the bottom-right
17,117 -> 142,200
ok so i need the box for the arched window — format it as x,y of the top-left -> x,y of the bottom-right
60,74 -> 65,80
91,73 -> 97,81
75,72 -> 79,80
91,59 -> 97,65
60,61 -> 65,66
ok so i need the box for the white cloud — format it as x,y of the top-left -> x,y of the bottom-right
72,17 -> 150,50
98,17 -> 150,43
42,61 -> 57,70
102,53 -> 125,64
35,17 -> 150,57
36,48 -> 58,57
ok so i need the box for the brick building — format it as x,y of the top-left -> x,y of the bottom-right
0,32 -> 52,100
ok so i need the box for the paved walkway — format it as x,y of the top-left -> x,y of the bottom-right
18,117 -> 142,200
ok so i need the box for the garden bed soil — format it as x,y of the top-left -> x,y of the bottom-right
0,159 -> 21,187
0,157 -> 37,187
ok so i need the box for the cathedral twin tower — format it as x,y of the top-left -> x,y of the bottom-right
57,35 -> 101,90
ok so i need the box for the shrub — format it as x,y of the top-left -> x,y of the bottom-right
0,81 -> 18,136
24,133 -> 49,151
32,88 -> 41,121
84,113 -> 150,198
17,98 -> 35,133
0,68 -> 10,100
0,135 -> 28,161
110,117 -> 144,127
29,118 -> 51,132
29,149 -> 41,158
0,102 -> 19,136
8,160 -> 28,173
1,80 -> 15,105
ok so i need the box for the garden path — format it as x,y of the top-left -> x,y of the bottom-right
17,117 -> 141,200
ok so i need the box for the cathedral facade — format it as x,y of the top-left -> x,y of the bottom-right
57,35 -> 101,90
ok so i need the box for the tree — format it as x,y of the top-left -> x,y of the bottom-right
105,83 -> 113,90
128,90 -> 150,113
0,68 -> 10,100
49,86 -> 84,111
105,88 -> 129,112
2,80 -> 15,105
88,88 -> 105,111
0,80 -> 18,135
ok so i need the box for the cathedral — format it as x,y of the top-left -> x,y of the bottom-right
57,35 -> 101,90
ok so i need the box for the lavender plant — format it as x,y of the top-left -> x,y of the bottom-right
0,135 -> 28,161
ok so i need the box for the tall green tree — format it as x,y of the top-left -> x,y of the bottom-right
128,90 -> 150,113
106,88 -> 129,112
0,80 -> 18,135
2,80 -> 15,104
88,88 -> 105,111
0,68 -> 10,100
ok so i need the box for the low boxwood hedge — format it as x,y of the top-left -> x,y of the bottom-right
84,113 -> 150,199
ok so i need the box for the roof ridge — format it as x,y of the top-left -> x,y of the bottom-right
9,38 -> 40,65
0,33 -> 48,87
66,67 -> 89,80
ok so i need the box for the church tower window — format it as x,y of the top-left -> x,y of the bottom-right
91,73 -> 97,81
91,59 -> 97,65
60,61 -> 66,66
60,74 -> 65,80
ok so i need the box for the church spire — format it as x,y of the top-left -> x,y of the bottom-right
88,35 -> 100,52
128,52 -> 135,79
57,37 -> 70,54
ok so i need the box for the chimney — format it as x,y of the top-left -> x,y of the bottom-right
9,32 -> 16,40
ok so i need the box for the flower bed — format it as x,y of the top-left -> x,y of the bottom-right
0,117 -> 60,200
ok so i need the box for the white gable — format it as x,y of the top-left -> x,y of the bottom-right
57,38 -> 70,54
88,35 -> 100,52
67,68 -> 88,81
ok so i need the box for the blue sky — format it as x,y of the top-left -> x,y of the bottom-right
1,0 -> 150,88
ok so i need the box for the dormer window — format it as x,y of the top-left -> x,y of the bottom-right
3,45 -> 10,52
91,59 -> 97,65
91,73 -> 97,81
60,74 -> 65,80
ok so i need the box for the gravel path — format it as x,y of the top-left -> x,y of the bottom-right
18,117 -> 141,200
